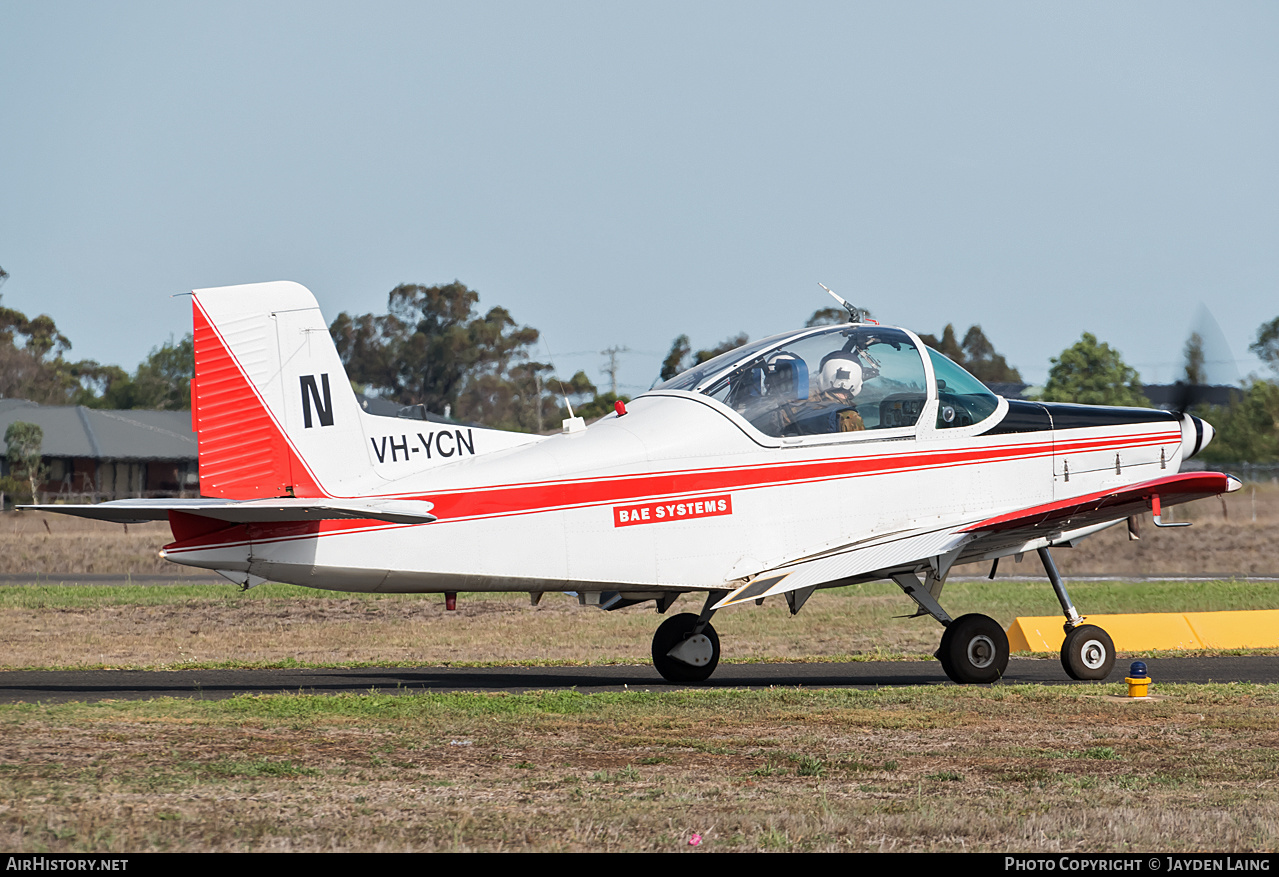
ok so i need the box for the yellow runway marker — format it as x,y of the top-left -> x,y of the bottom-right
1007,610 -> 1279,652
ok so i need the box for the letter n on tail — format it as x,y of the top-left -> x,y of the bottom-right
300,374 -> 334,428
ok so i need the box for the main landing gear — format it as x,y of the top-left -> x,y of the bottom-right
651,593 -> 722,683
889,567 -> 1012,684
936,613 -> 1009,684
895,546 -> 1116,684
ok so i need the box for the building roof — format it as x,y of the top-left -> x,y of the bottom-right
0,401 -> 196,461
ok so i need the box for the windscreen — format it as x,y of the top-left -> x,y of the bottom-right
700,326 -> 928,437
926,349 -> 1000,429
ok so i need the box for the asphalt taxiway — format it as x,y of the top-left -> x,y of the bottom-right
1,656 -> 1277,704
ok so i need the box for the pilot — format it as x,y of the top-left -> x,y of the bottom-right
773,355 -> 866,435
816,356 -> 866,432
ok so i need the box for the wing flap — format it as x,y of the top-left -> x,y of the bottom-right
713,526 -> 969,609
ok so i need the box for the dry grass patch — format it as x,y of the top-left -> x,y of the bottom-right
3,577 -> 1278,670
1,686 -> 1277,852
0,516 -> 181,577
1053,481 -> 1279,577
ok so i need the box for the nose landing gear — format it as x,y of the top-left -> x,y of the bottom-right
1038,547 -> 1117,681
1060,623 -> 1115,681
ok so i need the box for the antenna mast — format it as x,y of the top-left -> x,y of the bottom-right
818,283 -> 865,323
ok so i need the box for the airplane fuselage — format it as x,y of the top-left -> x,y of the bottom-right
162,390 -> 1187,598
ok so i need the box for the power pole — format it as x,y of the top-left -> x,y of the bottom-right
600,345 -> 630,397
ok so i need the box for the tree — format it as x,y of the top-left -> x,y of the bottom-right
459,359 -> 561,433
0,296 -> 77,404
1042,333 -> 1149,407
1251,316 -> 1279,375
1194,316 -> 1279,462
1184,332 -> 1207,386
659,332 -> 749,382
956,326 -> 1022,383
917,325 -> 963,362
805,307 -> 848,327
696,333 -> 749,366
807,301 -> 872,326
0,291 -> 126,406
1196,379 -> 1279,464
96,334 -> 195,410
548,370 -> 630,425
330,282 -> 549,429
917,324 -> 1022,383
659,335 -> 691,382
3,421 -> 45,502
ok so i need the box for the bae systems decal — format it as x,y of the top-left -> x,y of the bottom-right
614,495 -> 733,527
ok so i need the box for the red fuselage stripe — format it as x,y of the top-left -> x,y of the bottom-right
165,428 -> 1180,553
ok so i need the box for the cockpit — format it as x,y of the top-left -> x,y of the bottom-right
653,324 -> 1000,438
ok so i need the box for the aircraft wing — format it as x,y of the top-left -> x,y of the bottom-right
960,471 -> 1239,538
713,471 -> 1240,610
19,497 -> 437,525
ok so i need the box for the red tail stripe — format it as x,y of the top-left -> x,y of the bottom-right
191,299 -> 326,499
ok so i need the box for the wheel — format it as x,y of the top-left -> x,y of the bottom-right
936,613 -> 1009,684
935,623 -> 958,680
651,613 -> 720,683
1060,625 -> 1115,681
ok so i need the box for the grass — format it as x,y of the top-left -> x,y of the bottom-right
1,685 -> 1277,852
3,498 -> 1278,852
1,577 -> 1277,671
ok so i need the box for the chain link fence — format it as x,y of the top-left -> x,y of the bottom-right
1183,460 -> 1279,482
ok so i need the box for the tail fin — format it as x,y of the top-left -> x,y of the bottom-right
191,281 -> 543,500
192,281 -> 366,498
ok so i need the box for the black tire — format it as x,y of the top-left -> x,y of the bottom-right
651,613 -> 720,684
1060,625 -> 1115,681
935,622 -> 958,680
937,613 -> 1009,684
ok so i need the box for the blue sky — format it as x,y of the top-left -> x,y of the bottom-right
2,2 -> 1276,397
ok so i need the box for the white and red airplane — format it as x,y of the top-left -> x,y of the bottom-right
28,281 -> 1239,684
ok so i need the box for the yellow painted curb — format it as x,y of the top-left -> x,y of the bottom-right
1007,610 -> 1279,652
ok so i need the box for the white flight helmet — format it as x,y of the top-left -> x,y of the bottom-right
819,357 -> 863,398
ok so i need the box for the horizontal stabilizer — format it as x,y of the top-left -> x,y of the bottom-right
20,498 -> 436,525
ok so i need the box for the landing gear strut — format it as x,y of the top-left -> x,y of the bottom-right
898,545 -> 1116,683
1039,547 -> 1116,681
651,592 -> 723,683
892,569 -> 1008,684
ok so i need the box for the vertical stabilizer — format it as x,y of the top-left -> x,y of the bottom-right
189,281 -> 547,500
192,281 -> 366,498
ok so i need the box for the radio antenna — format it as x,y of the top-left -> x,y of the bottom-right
818,283 -> 865,323
540,338 -> 575,417
543,338 -> 587,433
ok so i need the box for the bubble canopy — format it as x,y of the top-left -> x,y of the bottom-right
653,324 -> 1000,437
